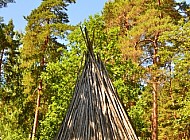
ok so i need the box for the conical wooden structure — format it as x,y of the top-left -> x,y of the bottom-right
55,28 -> 138,140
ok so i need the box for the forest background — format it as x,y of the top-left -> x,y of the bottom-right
0,0 -> 190,140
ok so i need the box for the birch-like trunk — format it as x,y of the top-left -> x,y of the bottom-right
32,80 -> 42,140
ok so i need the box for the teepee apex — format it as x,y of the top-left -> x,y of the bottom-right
55,27 -> 138,140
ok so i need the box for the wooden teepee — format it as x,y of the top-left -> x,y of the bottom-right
55,28 -> 138,140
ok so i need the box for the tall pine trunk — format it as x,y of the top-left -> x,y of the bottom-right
32,80 -> 42,140
31,37 -> 47,139
151,1 -> 162,138
152,78 -> 158,140
0,49 -> 4,83
152,34 -> 159,140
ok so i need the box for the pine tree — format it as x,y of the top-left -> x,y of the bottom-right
21,0 -> 75,139
0,22 -> 6,84
0,20 -> 24,139
158,18 -> 190,139
103,0 -> 188,139
0,19 -> 21,95
0,0 -> 15,8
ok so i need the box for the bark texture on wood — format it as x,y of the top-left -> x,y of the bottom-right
0,49 -> 4,83
55,28 -> 138,140
32,80 -> 42,140
31,33 -> 47,139
151,30 -> 159,140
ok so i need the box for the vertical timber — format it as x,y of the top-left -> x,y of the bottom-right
151,1 -> 162,139
32,80 -> 42,140
151,32 -> 159,140
152,77 -> 158,140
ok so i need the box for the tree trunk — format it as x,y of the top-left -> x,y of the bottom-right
151,34 -> 159,140
31,33 -> 47,139
32,80 -> 42,140
151,1 -> 162,139
152,77 -> 158,140
0,49 -> 4,84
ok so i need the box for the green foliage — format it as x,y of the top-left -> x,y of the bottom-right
38,49 -> 80,139
0,20 -> 26,139
22,0 -> 76,94
158,19 -> 190,139
103,0 -> 190,139
0,105 -> 28,140
68,14 -> 142,105
36,14 -> 142,139
129,91 -> 152,138
0,0 -> 76,139
19,0 -> 76,138
1,0 -> 190,139
0,0 -> 15,8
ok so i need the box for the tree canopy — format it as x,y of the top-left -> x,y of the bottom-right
0,0 -> 15,8
0,0 -> 190,139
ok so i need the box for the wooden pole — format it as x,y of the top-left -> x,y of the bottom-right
55,28 -> 138,140
31,80 -> 42,140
